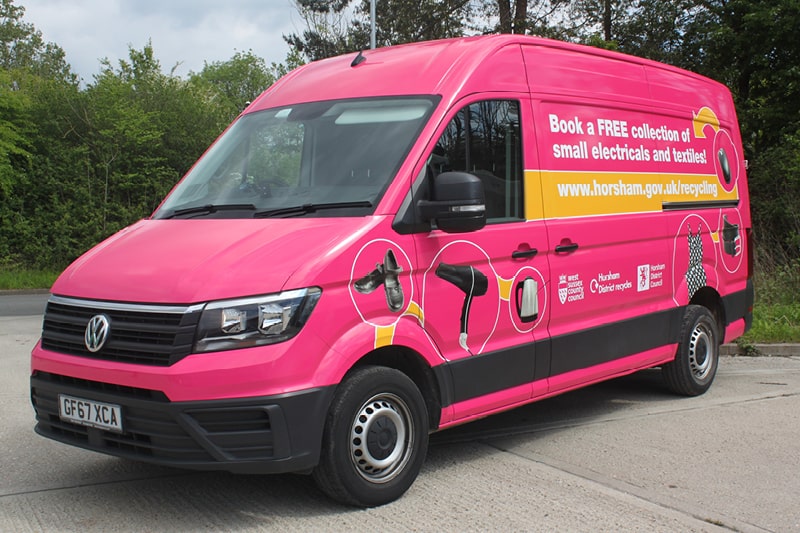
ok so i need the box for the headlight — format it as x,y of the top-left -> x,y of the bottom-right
194,287 -> 321,353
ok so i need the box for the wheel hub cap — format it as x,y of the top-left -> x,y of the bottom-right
689,323 -> 714,380
350,393 -> 413,483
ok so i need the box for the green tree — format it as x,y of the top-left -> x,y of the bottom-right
285,0 -> 473,61
0,0 -> 81,267
497,0 -> 530,34
15,75 -> 92,267
470,1 -> 586,39
0,0 -> 306,269
599,0 -> 701,64
0,70 -> 31,197
80,44 -> 207,234
189,49 -> 301,122
0,0 -> 74,81
284,0 -> 358,61
567,0 -> 636,43
350,0 -> 472,45
678,0 -> 800,258
0,69 -> 32,264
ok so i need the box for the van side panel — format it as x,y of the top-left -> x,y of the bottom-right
521,44 -> 750,389
522,44 -> 651,104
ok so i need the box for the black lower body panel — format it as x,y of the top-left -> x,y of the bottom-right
31,371 -> 335,474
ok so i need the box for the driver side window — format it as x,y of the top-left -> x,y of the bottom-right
433,100 -> 523,222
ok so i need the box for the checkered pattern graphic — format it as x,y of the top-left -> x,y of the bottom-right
686,224 -> 706,299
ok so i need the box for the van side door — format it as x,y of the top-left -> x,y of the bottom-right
530,106 -> 674,392
405,96 -> 550,422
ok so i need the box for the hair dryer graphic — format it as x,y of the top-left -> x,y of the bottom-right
435,262 -> 489,351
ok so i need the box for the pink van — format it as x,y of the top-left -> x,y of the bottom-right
31,35 -> 753,506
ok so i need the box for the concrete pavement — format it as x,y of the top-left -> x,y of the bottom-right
2,308 -> 800,531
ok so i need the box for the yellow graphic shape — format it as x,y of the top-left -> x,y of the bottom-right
524,170 -> 546,221
541,171 -> 739,219
711,231 -> 720,243
403,300 -> 424,323
375,324 -> 396,349
498,277 -> 513,301
693,107 -> 720,138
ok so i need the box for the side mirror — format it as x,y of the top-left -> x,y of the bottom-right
418,171 -> 486,233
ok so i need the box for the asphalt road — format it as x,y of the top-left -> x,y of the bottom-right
2,295 -> 799,532
0,291 -> 48,318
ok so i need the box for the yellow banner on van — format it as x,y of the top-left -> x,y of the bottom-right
525,170 -> 739,219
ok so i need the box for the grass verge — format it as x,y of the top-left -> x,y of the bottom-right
739,302 -> 800,344
740,257 -> 800,345
0,268 -> 59,291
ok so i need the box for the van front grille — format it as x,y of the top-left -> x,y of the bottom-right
41,296 -> 202,366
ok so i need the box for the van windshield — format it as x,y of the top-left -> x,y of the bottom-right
155,97 -> 437,219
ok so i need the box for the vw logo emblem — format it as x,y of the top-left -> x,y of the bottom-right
85,314 -> 111,353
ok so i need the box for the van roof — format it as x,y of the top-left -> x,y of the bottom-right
251,34 -> 727,112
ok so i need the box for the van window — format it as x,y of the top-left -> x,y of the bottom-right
432,100 -> 523,221
155,97 -> 437,219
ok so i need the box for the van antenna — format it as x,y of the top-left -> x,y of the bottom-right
351,50 -> 366,67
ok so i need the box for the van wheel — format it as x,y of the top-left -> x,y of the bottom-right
663,305 -> 719,396
312,366 -> 428,507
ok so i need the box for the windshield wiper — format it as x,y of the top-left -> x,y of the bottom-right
159,204 -> 256,219
254,201 -> 373,218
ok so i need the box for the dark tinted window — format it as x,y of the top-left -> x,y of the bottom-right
432,100 -> 523,221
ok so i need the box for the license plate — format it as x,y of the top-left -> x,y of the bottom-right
59,394 -> 123,433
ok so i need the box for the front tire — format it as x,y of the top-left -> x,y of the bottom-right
663,305 -> 719,396
313,366 -> 429,507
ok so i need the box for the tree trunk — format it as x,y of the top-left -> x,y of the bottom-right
603,0 -> 612,41
513,0 -> 528,34
498,0 -> 512,33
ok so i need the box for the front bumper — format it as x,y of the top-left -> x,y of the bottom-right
31,371 -> 336,474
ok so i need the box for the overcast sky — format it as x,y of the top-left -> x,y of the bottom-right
21,0 -> 300,82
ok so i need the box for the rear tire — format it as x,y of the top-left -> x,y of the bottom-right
663,305 -> 719,396
312,366 -> 428,507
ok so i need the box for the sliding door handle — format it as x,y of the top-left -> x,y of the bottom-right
555,242 -> 579,254
512,248 -> 538,259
